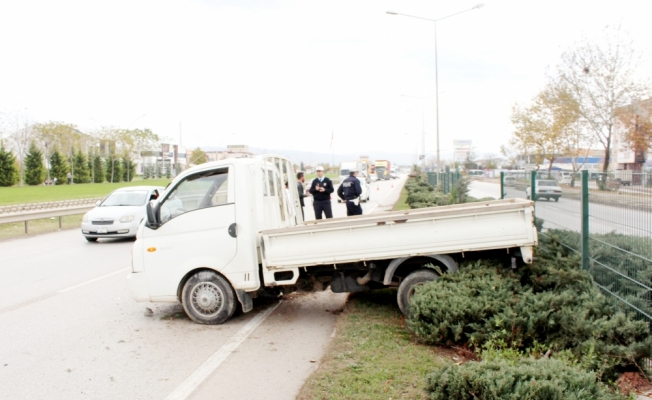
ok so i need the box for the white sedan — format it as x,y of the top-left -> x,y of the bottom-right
81,186 -> 164,242
525,180 -> 562,202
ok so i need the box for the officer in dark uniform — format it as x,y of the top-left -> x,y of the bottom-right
337,168 -> 363,216
309,166 -> 334,219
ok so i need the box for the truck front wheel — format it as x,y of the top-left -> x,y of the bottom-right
397,269 -> 439,316
182,271 -> 236,325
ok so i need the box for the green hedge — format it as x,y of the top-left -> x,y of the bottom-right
407,233 -> 652,381
427,358 -> 627,400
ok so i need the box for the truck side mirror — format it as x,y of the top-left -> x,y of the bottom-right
145,201 -> 160,230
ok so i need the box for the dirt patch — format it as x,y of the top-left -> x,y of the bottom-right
617,372 -> 652,396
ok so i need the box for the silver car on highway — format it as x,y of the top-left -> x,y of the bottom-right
81,186 -> 164,242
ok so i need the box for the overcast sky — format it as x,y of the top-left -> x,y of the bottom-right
1,0 -> 651,159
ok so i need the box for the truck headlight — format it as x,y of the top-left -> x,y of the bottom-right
120,214 -> 135,223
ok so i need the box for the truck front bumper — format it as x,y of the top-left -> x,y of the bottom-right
126,272 -> 151,302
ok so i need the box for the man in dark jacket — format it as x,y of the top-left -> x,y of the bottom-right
337,169 -> 363,216
296,172 -> 306,220
309,166 -> 333,219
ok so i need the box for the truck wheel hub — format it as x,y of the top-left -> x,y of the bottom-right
191,282 -> 224,316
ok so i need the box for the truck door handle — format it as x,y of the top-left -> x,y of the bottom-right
228,223 -> 237,238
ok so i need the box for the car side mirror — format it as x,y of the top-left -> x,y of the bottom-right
145,201 -> 160,230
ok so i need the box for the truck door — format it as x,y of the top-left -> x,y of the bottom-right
141,167 -> 237,297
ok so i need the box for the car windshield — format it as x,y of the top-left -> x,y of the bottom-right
101,190 -> 148,206
538,181 -> 558,187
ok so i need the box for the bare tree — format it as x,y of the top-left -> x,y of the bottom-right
557,26 -> 650,172
510,82 -> 580,173
1,111 -> 35,186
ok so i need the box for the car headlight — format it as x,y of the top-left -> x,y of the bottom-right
120,214 -> 135,223
82,213 -> 89,223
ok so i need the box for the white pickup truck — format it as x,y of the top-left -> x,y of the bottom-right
126,155 -> 538,324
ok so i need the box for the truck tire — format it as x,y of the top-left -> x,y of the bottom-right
397,269 -> 440,316
182,271 -> 236,325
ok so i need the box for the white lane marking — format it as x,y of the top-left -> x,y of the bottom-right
57,268 -> 130,293
0,246 -> 61,263
1,267 -> 131,314
165,301 -> 283,400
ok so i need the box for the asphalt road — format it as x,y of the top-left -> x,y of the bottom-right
469,180 -> 652,237
0,176 -> 406,400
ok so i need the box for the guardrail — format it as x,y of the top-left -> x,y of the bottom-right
0,198 -> 103,234
0,206 -> 96,233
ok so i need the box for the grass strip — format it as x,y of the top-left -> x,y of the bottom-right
0,179 -> 172,206
297,289 -> 443,400
392,181 -> 411,211
0,214 -> 84,241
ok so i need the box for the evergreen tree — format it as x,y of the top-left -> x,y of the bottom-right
122,156 -> 136,182
165,163 -> 171,179
24,142 -> 45,185
49,149 -> 69,185
93,156 -> 104,183
73,149 -> 90,183
105,156 -> 122,183
87,155 -> 94,183
0,143 -> 18,187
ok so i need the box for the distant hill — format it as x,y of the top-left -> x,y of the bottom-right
201,146 -> 454,167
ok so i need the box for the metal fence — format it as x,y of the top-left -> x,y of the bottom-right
500,170 -> 652,324
427,172 -> 461,194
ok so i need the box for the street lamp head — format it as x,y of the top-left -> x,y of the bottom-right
472,3 -> 484,9
386,11 -> 398,15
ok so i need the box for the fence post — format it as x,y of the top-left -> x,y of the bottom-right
530,170 -> 536,201
581,170 -> 590,270
500,171 -> 505,199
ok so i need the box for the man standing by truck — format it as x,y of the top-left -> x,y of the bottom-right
296,172 -> 306,219
309,166 -> 333,219
338,169 -> 363,216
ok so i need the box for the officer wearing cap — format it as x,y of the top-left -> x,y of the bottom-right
309,166 -> 334,219
337,168 -> 363,216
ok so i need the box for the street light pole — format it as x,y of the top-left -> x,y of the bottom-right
387,4 -> 484,172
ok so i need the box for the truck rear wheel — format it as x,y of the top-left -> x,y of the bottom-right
397,269 -> 439,316
182,271 -> 236,325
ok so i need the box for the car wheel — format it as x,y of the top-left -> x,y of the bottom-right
182,271 -> 236,325
85,237 -> 98,242
555,197 -> 559,202
397,269 -> 440,316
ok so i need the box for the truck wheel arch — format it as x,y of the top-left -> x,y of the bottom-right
383,254 -> 458,285
177,268 -> 254,314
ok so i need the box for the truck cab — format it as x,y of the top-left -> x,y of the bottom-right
127,156 -> 302,324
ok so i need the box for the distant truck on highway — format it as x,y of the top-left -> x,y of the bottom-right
614,170 -> 633,186
126,155 -> 538,325
374,160 -> 391,180
339,161 -> 365,182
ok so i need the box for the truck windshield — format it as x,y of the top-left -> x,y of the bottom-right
160,169 -> 229,223
340,169 -> 349,176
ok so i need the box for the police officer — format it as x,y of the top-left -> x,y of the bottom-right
309,166 -> 334,219
337,168 -> 363,216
